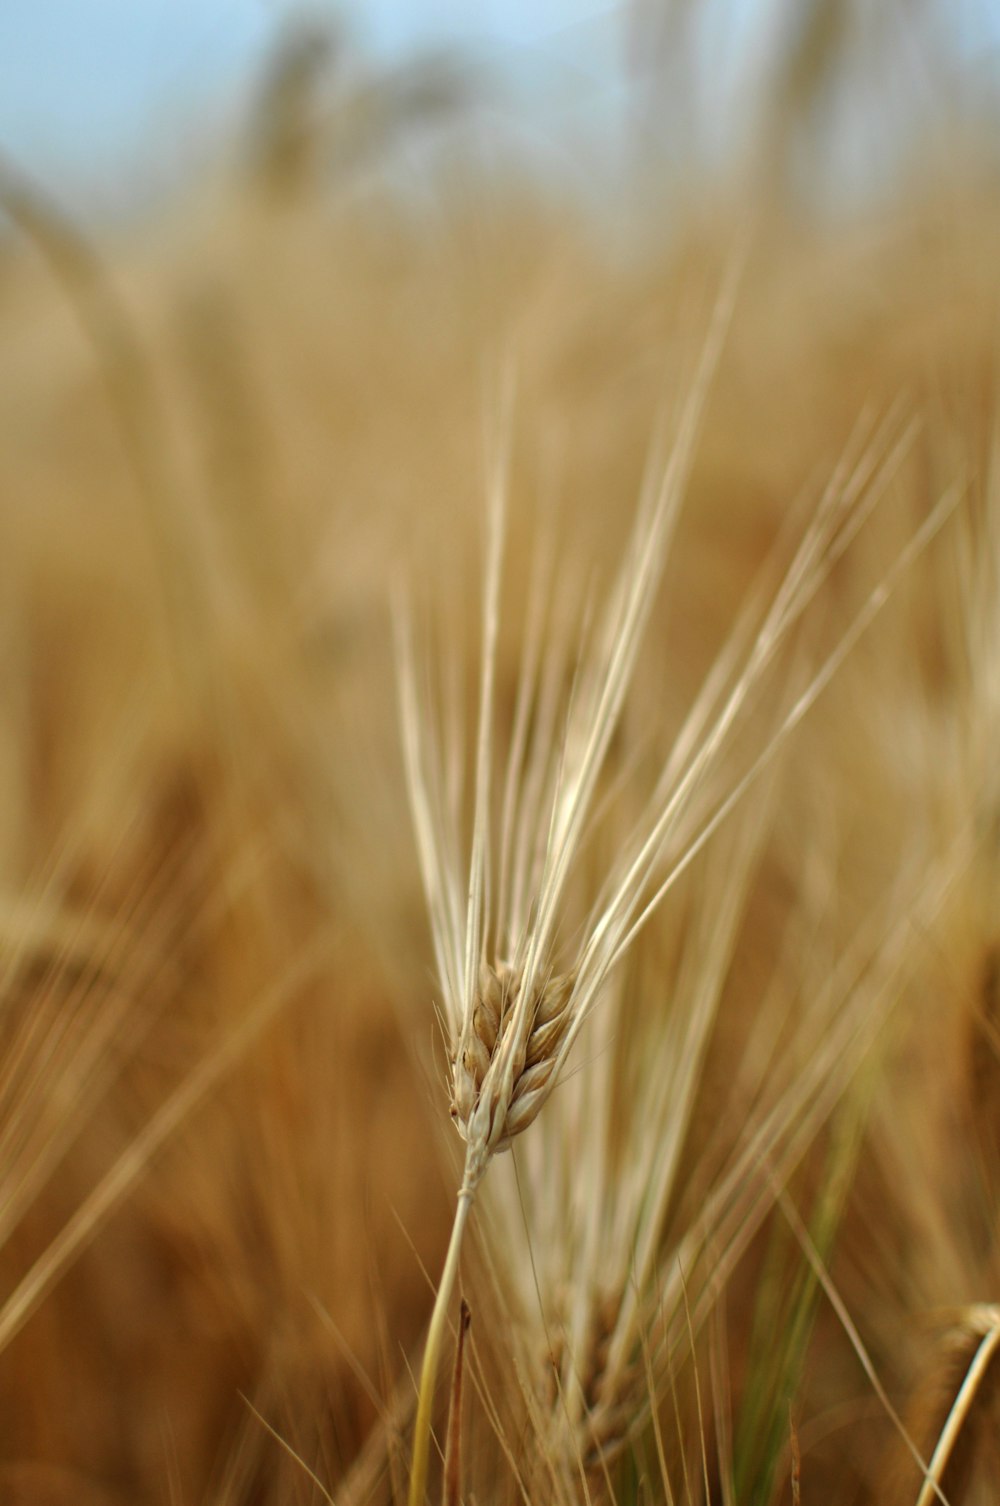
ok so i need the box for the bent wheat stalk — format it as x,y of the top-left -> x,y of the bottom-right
915,1306 -> 1000,1506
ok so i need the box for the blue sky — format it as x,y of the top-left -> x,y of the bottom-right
2,1 -> 998,216
0,1 -> 632,210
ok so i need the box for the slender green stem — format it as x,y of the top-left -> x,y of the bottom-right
409,1185 -> 475,1506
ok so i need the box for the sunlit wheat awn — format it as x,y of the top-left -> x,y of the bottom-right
398,281 -> 963,1502
396,289 -> 736,1502
398,283 -> 736,1204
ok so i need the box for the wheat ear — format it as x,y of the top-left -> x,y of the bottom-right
398,275 -> 735,1502
396,262 -> 743,1505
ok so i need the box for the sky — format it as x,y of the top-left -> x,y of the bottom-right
0,1 -> 636,212
1,1 -> 999,218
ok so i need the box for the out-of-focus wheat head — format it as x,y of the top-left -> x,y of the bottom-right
827,449 -> 1000,1506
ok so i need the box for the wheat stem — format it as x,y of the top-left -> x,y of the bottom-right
914,1307 -> 1000,1506
409,1184 -> 475,1506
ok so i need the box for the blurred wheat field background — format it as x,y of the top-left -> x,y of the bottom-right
1,2 -> 1000,1502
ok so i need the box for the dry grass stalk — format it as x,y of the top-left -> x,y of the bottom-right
443,1299 -> 472,1506
790,1409 -> 802,1506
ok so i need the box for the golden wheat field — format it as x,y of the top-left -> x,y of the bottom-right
1,6 -> 1000,1503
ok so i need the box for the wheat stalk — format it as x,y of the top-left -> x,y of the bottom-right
914,1306 -> 1000,1506
392,208 -> 986,1496
398,366 -> 967,1504
397,277 -> 737,1501
476,789 -> 772,1484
